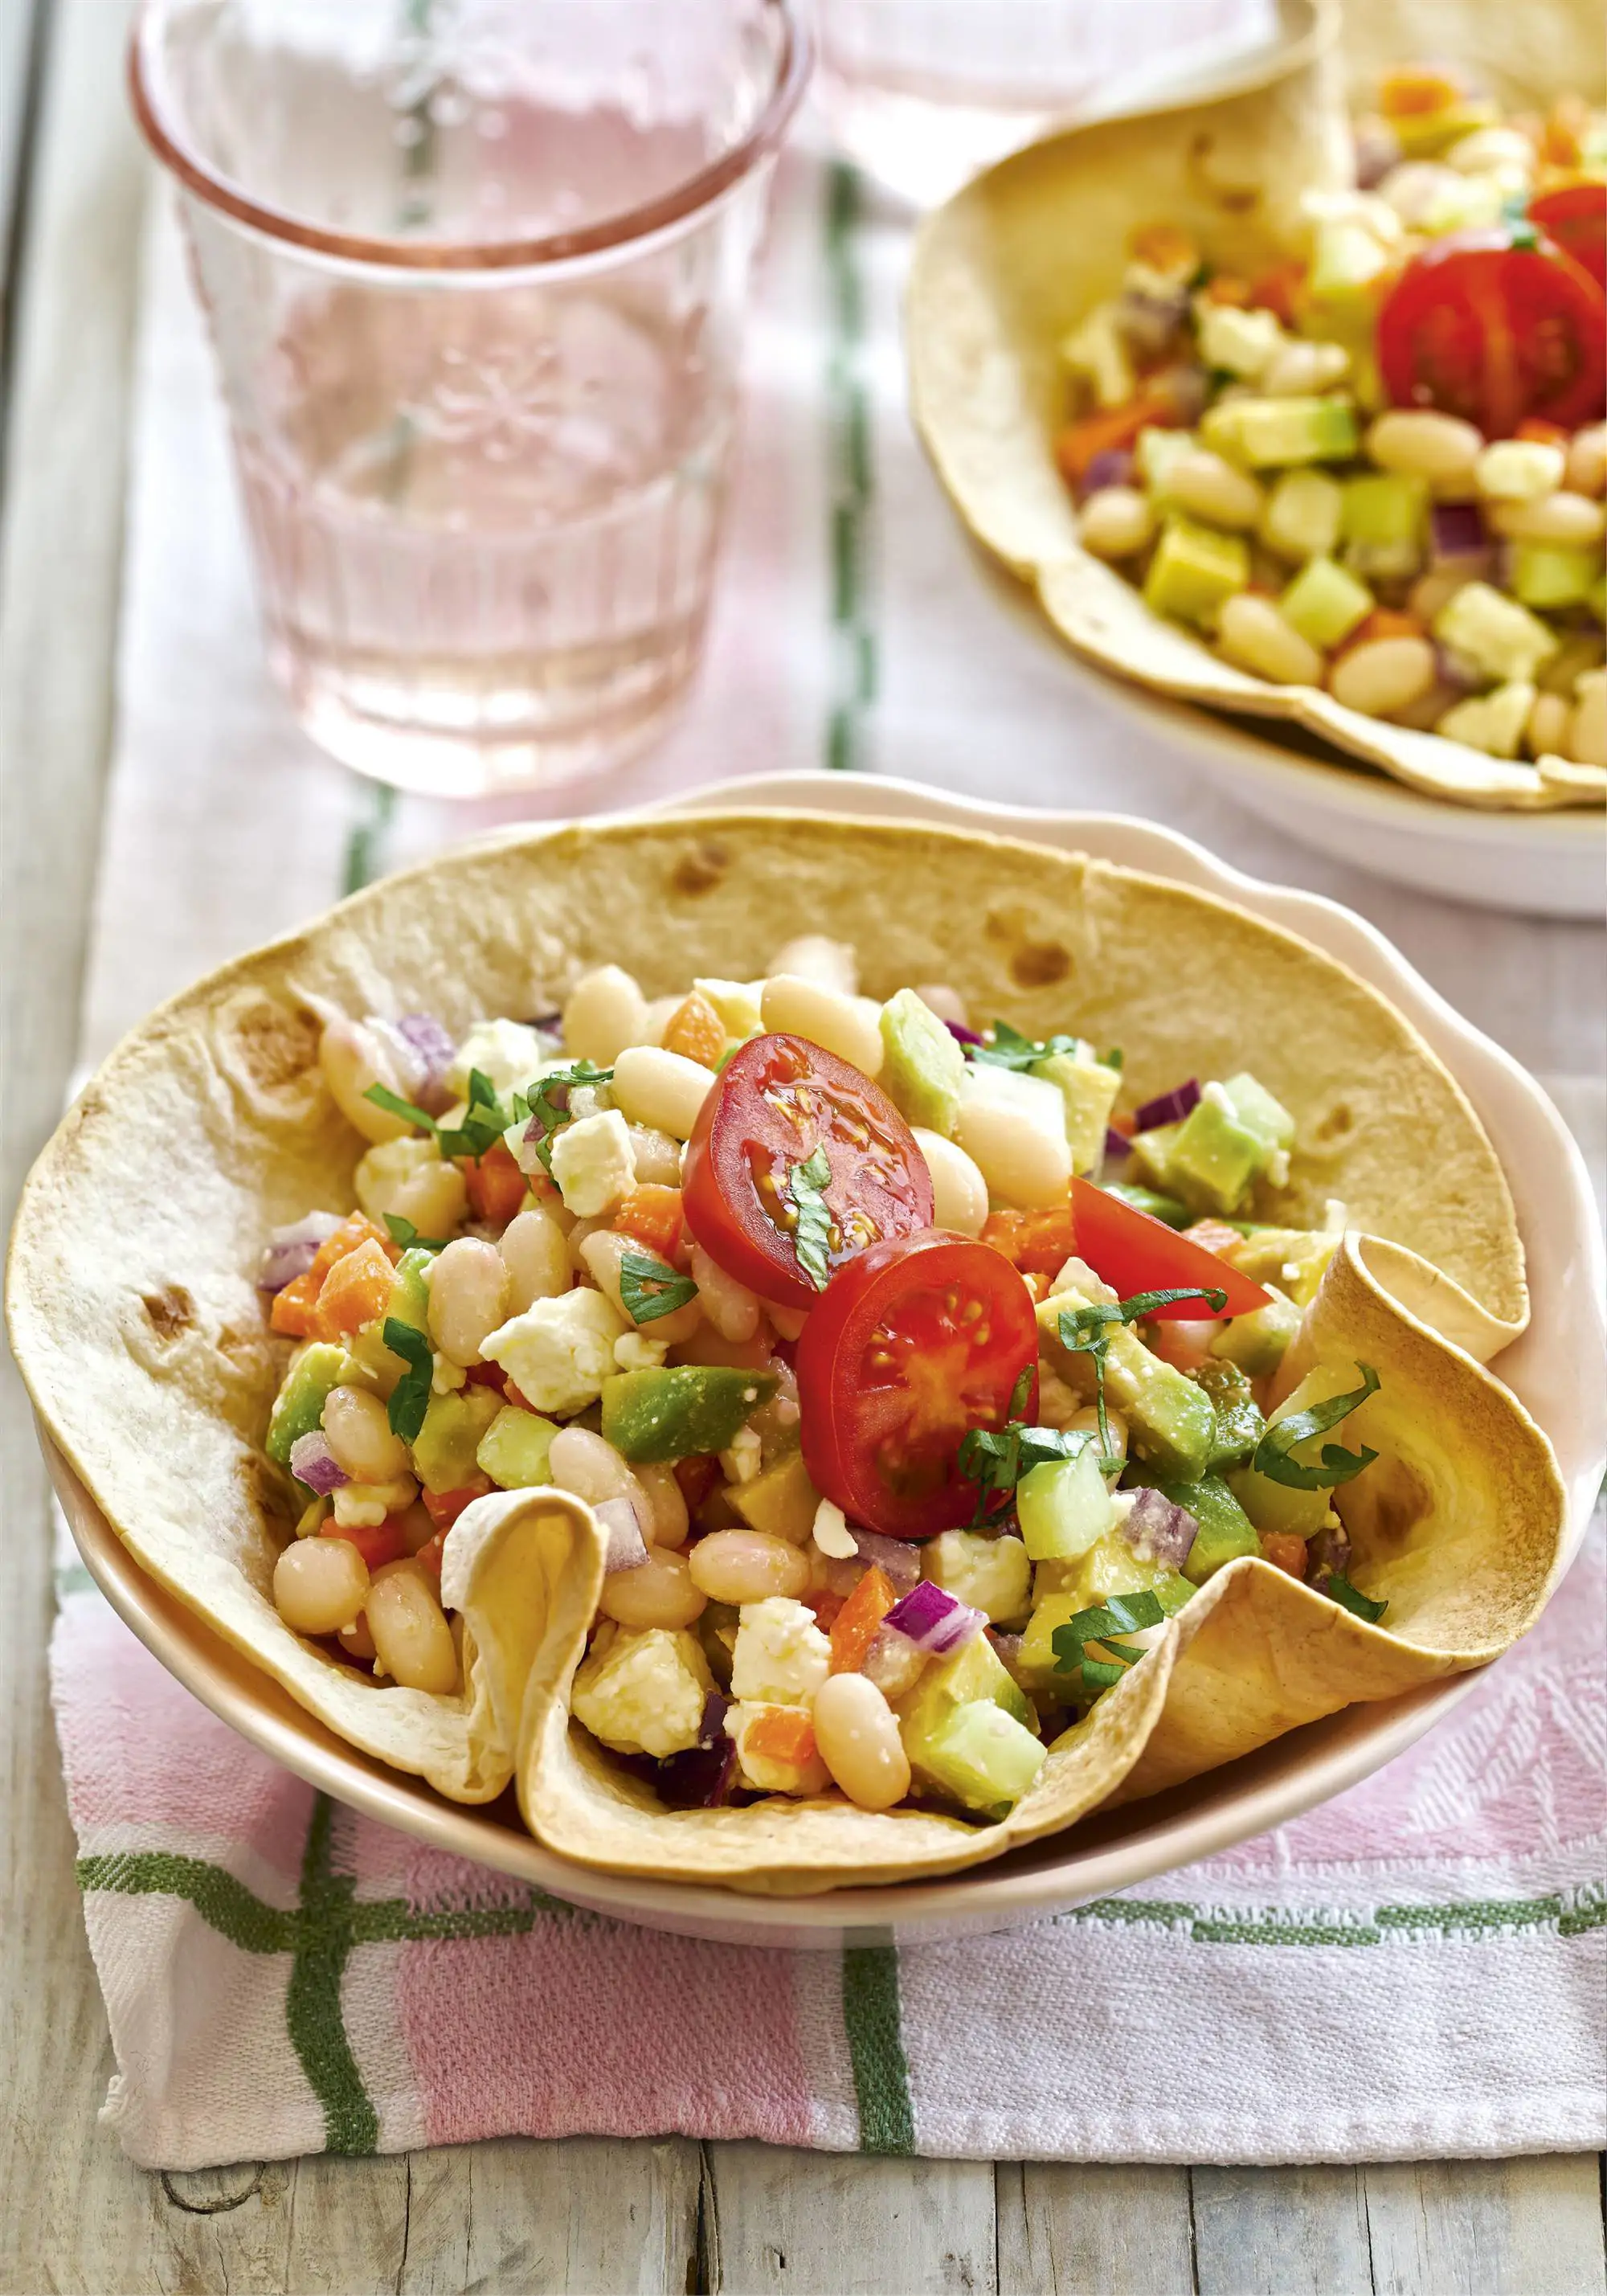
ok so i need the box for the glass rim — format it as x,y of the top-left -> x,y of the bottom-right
129,0 -> 812,272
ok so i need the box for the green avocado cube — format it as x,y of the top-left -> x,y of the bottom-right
879,987 -> 967,1137
1509,542 -> 1602,612
1227,1460 -> 1332,1540
1016,1446 -> 1111,1561
1340,470 -> 1427,549
600,1365 -> 778,1463
1279,555 -> 1374,650
917,1701 -> 1046,1819
898,1631 -> 1035,1766
1260,469 -> 1343,563
1143,514 -> 1249,627
1031,1049 -> 1121,1176
265,1343 -> 351,1471
1128,1121 -> 1183,1193
1209,1288 -> 1302,1378
1133,1472 -> 1260,1582
1018,1551 -> 1193,1690
731,1448 -> 820,1543
1040,1291 -> 1218,1482
414,1386 -> 503,1495
1193,1358 -> 1266,1470
476,1404 -> 560,1489
1202,394 -> 1359,469
1166,1088 -> 1266,1215
1221,1071 -> 1295,1159
388,1248 -> 434,1333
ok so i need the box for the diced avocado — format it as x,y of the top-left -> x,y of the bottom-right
265,1343 -> 351,1471
1209,1287 -> 1303,1377
1436,681 -> 1535,759
1202,394 -> 1359,470
1192,1358 -> 1266,1469
388,1247 -> 433,1333
1143,514 -> 1249,627
1306,219 -> 1393,308
1131,1471 -> 1259,1582
1136,424 -> 1199,496
1390,95 -> 1499,157
918,1701 -> 1046,1819
898,1631 -> 1035,1754
1260,469 -> 1344,563
1016,1445 -> 1111,1561
1104,1180 -> 1192,1227
1018,1546 -> 1193,1689
1221,1072 -> 1295,1160
413,1386 -> 502,1495
1039,1289 -> 1218,1482
1433,581 -> 1559,684
879,986 -> 967,1137
1510,542 -> 1602,612
1128,1120 -> 1183,1192
731,1449 -> 820,1544
1340,470 -> 1426,579
476,1404 -> 560,1488
1166,1086 -> 1266,1216
600,1365 -> 779,1463
1228,1460 -> 1331,1540
1031,1048 -> 1122,1177
923,1531 -> 1032,1626
1280,555 -> 1374,650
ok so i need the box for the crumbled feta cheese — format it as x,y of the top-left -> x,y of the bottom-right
571,1626 -> 711,1758
812,1498 -> 858,1560
614,1331 -> 669,1374
481,1289 -> 628,1416
1045,1255 -> 1118,1304
922,1531 -> 1032,1626
549,1109 -> 636,1218
333,1475 -> 416,1528
1195,298 -> 1286,380
731,1597 -> 831,1705
719,1426 -> 763,1486
445,1018 -> 550,1103
1058,303 -> 1135,410
724,1701 -> 831,1795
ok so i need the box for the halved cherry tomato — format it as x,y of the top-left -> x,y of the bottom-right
683,1033 -> 934,1312
463,1141 -> 529,1226
797,1231 -> 1038,1540
464,1360 -> 508,1394
1068,1177 -> 1270,1320
422,1484 -> 490,1533
1531,182 -> 1607,293
321,1515 -> 407,1571
829,1565 -> 898,1673
1377,225 -> 1607,437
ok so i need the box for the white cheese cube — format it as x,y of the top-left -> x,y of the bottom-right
922,1531 -> 1033,1626
446,1018 -> 550,1102
481,1288 -> 628,1416
725,1701 -> 832,1795
730,1596 -> 832,1705
549,1109 -> 636,1217
571,1625 -> 712,1758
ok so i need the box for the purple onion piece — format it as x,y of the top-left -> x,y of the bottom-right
944,1019 -> 984,1048
595,1497 -> 649,1573
988,1629 -> 1027,1682
1134,1078 -> 1201,1133
1103,1126 -> 1133,1164
1429,501 -> 1487,562
1114,285 -> 1189,363
654,1692 -> 738,1808
884,1578 -> 985,1655
392,1013 -> 458,1114
1353,116 -> 1402,190
1433,640 -> 1484,693
1075,447 -> 1137,503
849,1527 -> 922,1593
1306,1520 -> 1353,1589
1122,1486 -> 1197,1570
288,1431 -> 350,1496
257,1210 -> 343,1294
1151,364 -> 1208,428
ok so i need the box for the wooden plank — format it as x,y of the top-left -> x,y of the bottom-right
704,2144 -> 997,2295
1192,2165 -> 1375,2296
1364,2155 -> 1607,2296
996,2162 -> 1196,2295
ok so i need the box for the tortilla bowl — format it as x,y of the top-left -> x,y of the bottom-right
6,811 -> 1566,1893
906,0 -> 1607,815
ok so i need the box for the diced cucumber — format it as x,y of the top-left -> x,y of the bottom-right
414,1386 -> 502,1495
1016,1446 -> 1111,1562
1143,514 -> 1249,626
476,1404 -> 560,1489
1209,1288 -> 1302,1377
918,1701 -> 1046,1818
1260,469 -> 1344,563
1135,424 -> 1199,495
1279,555 -> 1374,650
1202,394 -> 1359,469
1509,542 -> 1601,612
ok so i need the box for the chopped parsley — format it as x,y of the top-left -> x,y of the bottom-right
522,1062 -> 614,1177
1052,1589 -> 1168,1695
382,1213 -> 448,1254
790,1146 -> 833,1291
1327,1573 -> 1388,1624
382,1318 -> 434,1443
1252,1365 -> 1380,1490
365,1066 -> 513,1162
958,1367 -> 1094,1526
1057,1286 -> 1228,1464
619,1250 -> 698,1325
971,1019 -> 1081,1073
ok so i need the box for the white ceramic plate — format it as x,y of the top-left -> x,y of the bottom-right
44,775 -> 1607,1946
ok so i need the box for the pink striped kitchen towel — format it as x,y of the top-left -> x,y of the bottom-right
49,1512 -> 1605,2172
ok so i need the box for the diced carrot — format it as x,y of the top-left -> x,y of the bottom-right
313,1238 -> 398,1340
1128,223 -> 1199,276
744,1706 -> 819,1766
321,1515 -> 407,1571
1109,1110 -> 1137,1139
463,1141 -> 527,1226
1202,273 -> 1253,307
662,991 -> 727,1069
806,1590 -> 846,1632
830,1565 -> 897,1676
423,1483 -> 492,1533
1249,260 -> 1307,328
269,1267 -> 321,1336
268,1211 -> 397,1336
1181,1218 -> 1245,1259
1517,416 -> 1570,446
414,1530 -> 447,1582
1539,96 -> 1588,170
1378,66 -> 1464,119
1261,1532 -> 1310,1578
1055,393 -> 1180,489
673,1453 -> 722,1512
503,1378 -> 538,1415
615,1185 -> 685,1260
981,1208 -> 1078,1281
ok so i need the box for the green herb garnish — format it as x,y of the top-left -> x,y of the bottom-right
1052,1589 -> 1167,1695
523,1061 -> 614,1177
1057,1286 -> 1229,1463
1327,1573 -> 1388,1623
382,1213 -> 448,1254
790,1146 -> 833,1291
1251,1365 -> 1380,1490
957,1369 -> 1091,1526
971,1019 -> 1081,1073
364,1065 -> 514,1162
619,1250 -> 698,1326
382,1318 -> 434,1443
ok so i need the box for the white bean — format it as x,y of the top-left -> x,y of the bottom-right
689,1240 -> 761,1342
319,1017 -> 414,1144
582,1227 -> 701,1345
391,1156 -> 469,1239
952,1095 -> 1070,1209
768,935 -> 858,994
760,975 -> 885,1076
1216,593 -> 1323,686
498,1205 -> 571,1310
611,1045 -> 718,1140
366,1561 -> 459,1693
1527,690 -> 1571,757
687,1529 -> 809,1604
427,1237 -> 509,1368
547,1426 -> 652,1527
273,1537 -> 370,1636
812,1673 -> 910,1811
1489,490 -> 1606,546
1327,635 -> 1437,718
321,1384 -> 410,1484
1408,566 -> 1474,623
1475,438 -> 1565,501
1077,486 -> 1155,559
914,984 -> 968,1027
628,1125 -> 683,1185
911,1128 -> 988,1235
1366,410 -> 1483,486
635,1460 -> 689,1549
1564,424 -> 1607,500
1567,671 -> 1607,769
597,1546 -> 706,1628
562,965 -> 649,1066
1166,450 -> 1265,533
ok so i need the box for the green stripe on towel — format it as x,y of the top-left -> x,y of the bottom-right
843,1944 -> 915,2155
286,1796 -> 378,2155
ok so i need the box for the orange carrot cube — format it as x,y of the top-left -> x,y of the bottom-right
313,1238 -> 397,1340
829,1565 -> 897,1676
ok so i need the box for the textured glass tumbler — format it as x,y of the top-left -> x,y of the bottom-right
132,1 -> 810,797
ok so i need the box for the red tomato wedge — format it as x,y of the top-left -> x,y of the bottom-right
1376,225 -> 1607,437
797,1231 -> 1039,1540
1531,182 -> 1607,293
1069,1177 -> 1271,1320
682,1033 -> 934,1311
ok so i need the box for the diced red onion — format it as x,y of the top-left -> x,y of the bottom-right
883,1578 -> 985,1655
1122,1486 -> 1197,1570
288,1431 -> 350,1495
945,1019 -> 984,1048
861,1623 -> 930,1700
1103,1126 -> 1133,1163
849,1527 -> 922,1593
1306,1521 -> 1352,1588
654,1692 -> 738,1807
1433,640 -> 1484,693
257,1210 -> 343,1294
1135,1078 -> 1201,1132
987,1629 -> 1027,1682
391,1013 -> 457,1114
1074,447 -> 1136,503
1430,501 -> 1487,563
1115,285 -> 1188,363
1352,117 -> 1401,189
595,1497 -> 649,1574
1151,364 -> 1208,427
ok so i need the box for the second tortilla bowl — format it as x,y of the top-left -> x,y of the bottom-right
906,0 -> 1607,817
8,806 -> 1590,1897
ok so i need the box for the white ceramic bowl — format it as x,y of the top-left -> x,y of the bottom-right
44,775 -> 1606,1947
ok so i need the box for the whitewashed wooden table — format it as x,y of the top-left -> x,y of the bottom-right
2,6 -> 1604,2290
